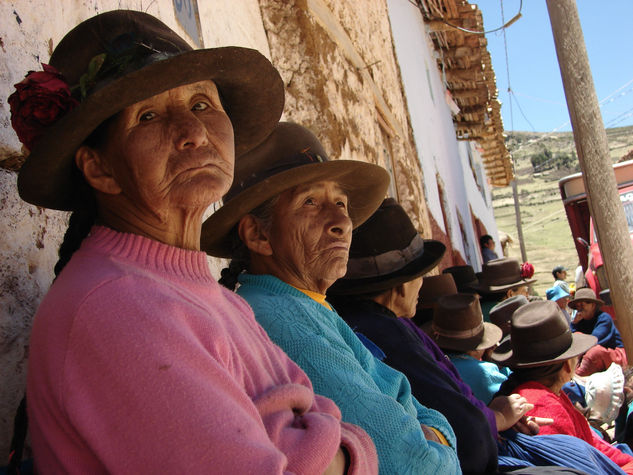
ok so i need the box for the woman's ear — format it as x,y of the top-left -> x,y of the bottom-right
75,146 -> 122,195
238,215 -> 273,257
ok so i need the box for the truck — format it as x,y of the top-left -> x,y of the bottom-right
558,159 -> 633,317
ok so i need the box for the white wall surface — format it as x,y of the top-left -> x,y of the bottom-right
387,0 -> 499,268
0,0 -> 270,457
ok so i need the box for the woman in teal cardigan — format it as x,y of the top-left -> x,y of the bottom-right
202,122 -> 460,475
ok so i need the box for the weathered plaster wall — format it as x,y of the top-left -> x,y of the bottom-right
0,0 -> 270,456
258,0 -> 432,233
387,0 -> 499,270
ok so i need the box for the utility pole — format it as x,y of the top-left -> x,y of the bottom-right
511,177 -> 528,263
546,0 -> 633,356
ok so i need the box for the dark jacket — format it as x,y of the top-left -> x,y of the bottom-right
332,298 -> 498,475
572,310 -> 623,349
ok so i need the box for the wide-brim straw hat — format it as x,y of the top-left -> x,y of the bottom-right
422,293 -> 503,352
568,287 -> 605,310
16,10 -> 284,210
442,265 -> 479,293
490,300 -> 597,368
470,258 -> 536,295
201,122 -> 390,257
327,198 -> 446,296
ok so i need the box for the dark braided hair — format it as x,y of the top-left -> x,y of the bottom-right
53,113 -> 119,277
219,194 -> 280,290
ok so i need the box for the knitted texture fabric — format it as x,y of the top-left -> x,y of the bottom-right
515,381 -> 633,473
449,354 -> 511,404
334,298 -> 498,474
27,226 -> 377,474
237,273 -> 460,475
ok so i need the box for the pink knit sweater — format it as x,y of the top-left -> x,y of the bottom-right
27,226 -> 376,474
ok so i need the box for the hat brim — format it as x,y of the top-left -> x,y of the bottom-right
18,47 -> 284,211
489,335 -> 513,362
201,160 -> 390,258
421,321 -> 502,352
470,277 -> 537,295
568,297 -> 605,309
327,240 -> 446,296
490,332 -> 597,368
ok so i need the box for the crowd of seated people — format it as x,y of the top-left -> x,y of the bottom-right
6,8 -> 633,475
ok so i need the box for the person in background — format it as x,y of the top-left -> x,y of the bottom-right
570,288 -> 627,376
547,286 -> 572,325
481,234 -> 499,263
494,301 -> 633,473
553,266 -> 571,293
329,199 -> 625,475
426,293 -> 507,404
12,11 -> 375,474
471,258 -> 537,321
202,123 -> 460,474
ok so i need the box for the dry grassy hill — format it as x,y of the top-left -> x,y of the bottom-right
492,126 -> 633,297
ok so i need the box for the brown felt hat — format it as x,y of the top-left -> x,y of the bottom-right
470,258 -> 536,295
417,274 -> 458,309
490,300 -> 597,368
442,265 -> 479,293
489,295 -> 529,329
568,287 -> 605,310
423,293 -> 502,352
328,198 -> 446,295
16,10 -> 284,211
201,122 -> 390,257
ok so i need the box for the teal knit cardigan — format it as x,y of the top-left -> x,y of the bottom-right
237,274 -> 461,475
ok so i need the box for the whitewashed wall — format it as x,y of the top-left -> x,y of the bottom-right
386,0 -> 499,269
0,0 -> 270,457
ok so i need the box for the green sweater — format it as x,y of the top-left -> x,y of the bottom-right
237,273 -> 460,475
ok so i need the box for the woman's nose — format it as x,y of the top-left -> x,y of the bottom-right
172,110 -> 208,149
326,204 -> 352,237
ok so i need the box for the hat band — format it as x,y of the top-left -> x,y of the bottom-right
513,328 -> 573,363
345,234 -> 425,279
431,321 -> 484,340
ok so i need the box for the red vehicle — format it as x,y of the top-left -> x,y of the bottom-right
559,160 -> 633,317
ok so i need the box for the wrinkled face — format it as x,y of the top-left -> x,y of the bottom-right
400,276 -> 424,318
95,80 -> 234,219
268,181 -> 352,292
574,301 -> 597,320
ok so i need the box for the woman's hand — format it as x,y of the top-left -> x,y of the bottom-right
323,447 -> 349,475
489,394 -> 553,434
420,424 -> 442,443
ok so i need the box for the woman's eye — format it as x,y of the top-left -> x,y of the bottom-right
139,111 -> 156,122
304,198 -> 316,206
336,200 -> 347,208
192,101 -> 209,111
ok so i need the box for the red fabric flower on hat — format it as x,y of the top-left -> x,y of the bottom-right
521,262 -> 535,279
8,64 -> 79,151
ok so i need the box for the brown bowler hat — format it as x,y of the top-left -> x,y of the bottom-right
417,274 -> 458,309
442,265 -> 479,292
201,122 -> 390,257
568,287 -> 605,310
470,258 -> 536,295
490,300 -> 597,368
16,10 -> 284,210
327,198 -> 446,296
423,293 -> 502,352
489,295 -> 529,330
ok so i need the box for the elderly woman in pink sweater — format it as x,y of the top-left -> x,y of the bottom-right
9,10 -> 376,474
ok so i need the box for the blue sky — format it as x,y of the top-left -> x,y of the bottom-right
477,0 -> 633,132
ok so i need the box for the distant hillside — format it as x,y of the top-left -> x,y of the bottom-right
491,125 -> 633,296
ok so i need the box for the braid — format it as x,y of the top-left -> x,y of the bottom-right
54,173 -> 97,277
219,194 -> 280,291
219,229 -> 250,290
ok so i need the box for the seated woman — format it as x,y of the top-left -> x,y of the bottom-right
14,11 -> 376,473
425,293 -> 509,404
493,300 -> 633,473
202,122 -> 461,474
570,288 -> 627,376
